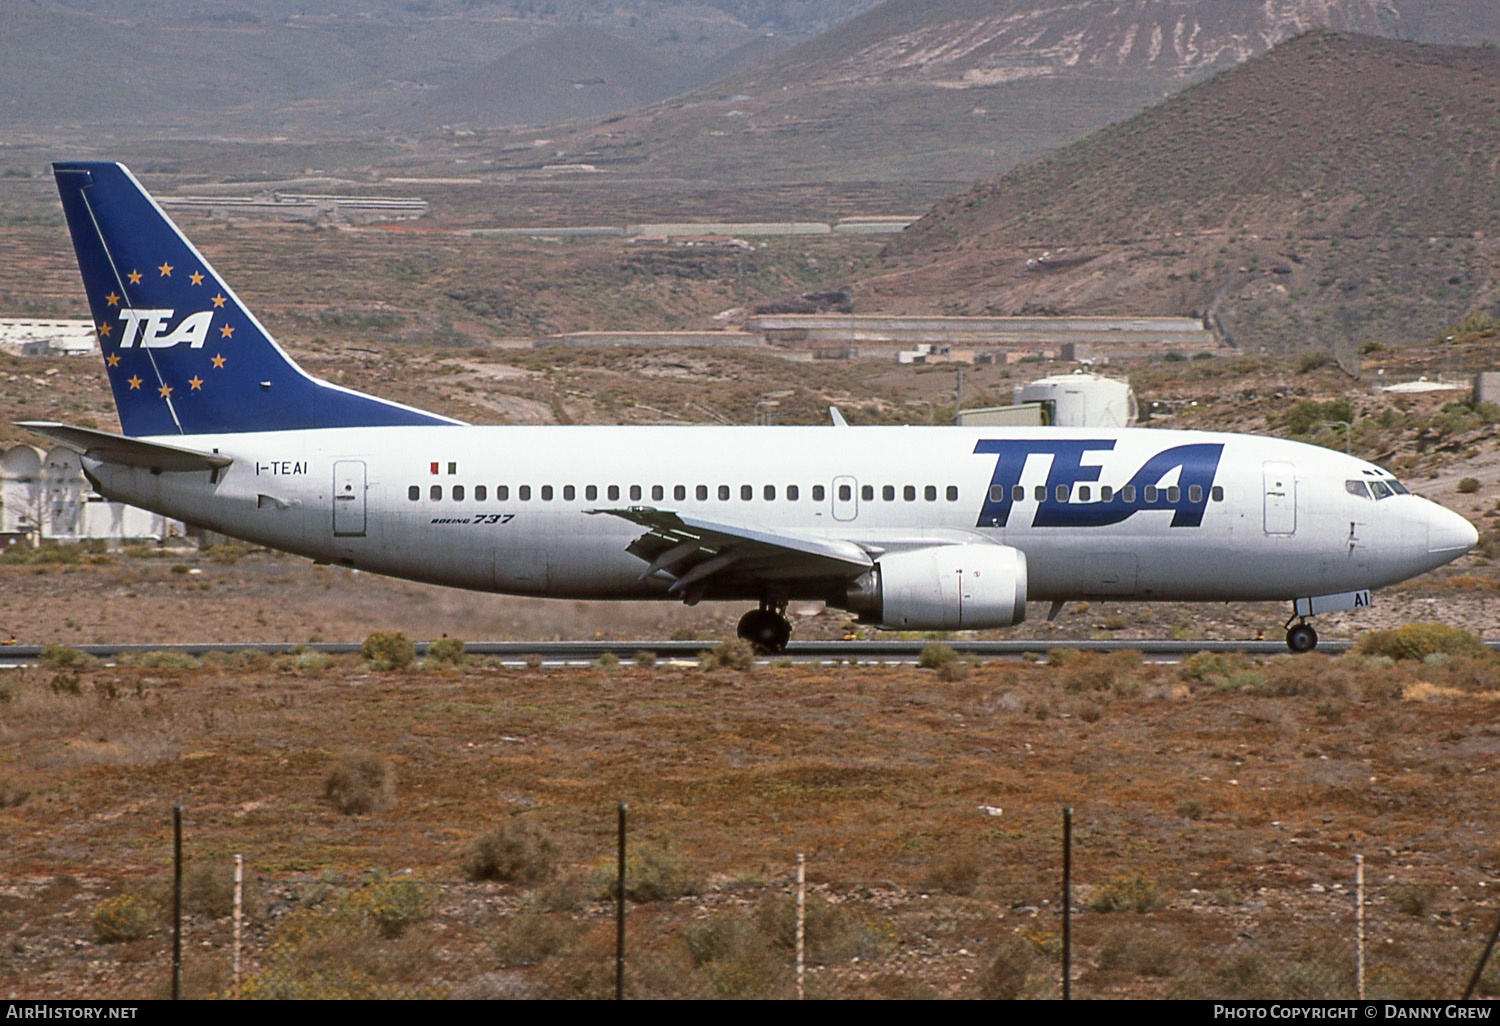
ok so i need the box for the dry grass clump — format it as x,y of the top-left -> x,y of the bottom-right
975,933 -> 1047,999
1095,927 -> 1182,977
182,863 -> 261,920
362,630 -> 415,669
1088,874 -> 1168,914
683,911 -> 789,998
755,892 -> 895,965
1356,623 -> 1488,662
595,842 -> 697,902
350,875 -> 433,939
463,821 -> 558,884
490,911 -> 578,968
922,852 -> 982,896
1057,649 -> 1146,694
701,638 -> 755,672
324,752 -> 397,815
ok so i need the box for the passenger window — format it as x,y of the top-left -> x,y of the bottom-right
563,485 -> 575,501
430,485 -> 442,500
1034,485 -> 1045,501
651,485 -> 664,501
519,486 -> 530,501
741,484 -> 753,501
861,485 -> 873,501
1188,485 -> 1202,503
629,485 -> 642,501
1211,486 -> 1223,502
990,485 -> 1003,502
1346,480 -> 1370,498
453,485 -> 465,501
1012,485 -> 1025,502
838,484 -> 851,501
408,485 -> 419,501
1144,486 -> 1158,503
608,485 -> 620,501
675,485 -> 686,501
1077,485 -> 1091,502
696,485 -> 708,501
812,485 -> 825,501
924,485 -> 936,501
787,485 -> 799,501
1055,485 -> 1069,502
1167,486 -> 1180,503
1123,486 -> 1136,502
889,486 -> 900,502
1101,485 -> 1113,502
946,486 -> 958,502
586,485 -> 598,501
765,485 -> 776,501
541,485 -> 553,501
719,485 -> 731,501
905,485 -> 916,501
497,485 -> 509,501
476,485 -> 488,501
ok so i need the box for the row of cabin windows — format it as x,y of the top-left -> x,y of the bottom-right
407,483 -> 964,503
988,483 -> 1224,504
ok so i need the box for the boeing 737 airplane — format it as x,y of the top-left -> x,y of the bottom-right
27,162 -> 1479,653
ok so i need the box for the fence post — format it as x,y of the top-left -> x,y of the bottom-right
616,802 -> 627,1001
796,853 -> 806,1001
172,805 -> 183,1001
233,854 -> 243,1000
1355,854 -> 1365,1000
1463,903 -> 1500,1000
1062,806 -> 1072,1001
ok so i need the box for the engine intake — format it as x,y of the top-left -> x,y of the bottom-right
844,543 -> 1027,630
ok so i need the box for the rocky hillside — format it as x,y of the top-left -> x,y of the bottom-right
857,30 -> 1500,358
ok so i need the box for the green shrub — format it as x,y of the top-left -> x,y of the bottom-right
39,644 -> 91,668
596,651 -> 619,669
937,658 -> 971,682
491,911 -> 577,968
362,630 -> 415,669
922,852 -> 981,896
756,893 -> 894,964
633,650 -> 657,668
324,753 -> 397,815
93,894 -> 161,943
1356,623 -> 1487,662
1458,477 -> 1481,494
917,642 -> 958,669
353,876 -> 432,939
464,822 -> 558,884
425,636 -> 465,665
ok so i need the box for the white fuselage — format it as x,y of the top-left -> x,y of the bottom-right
81,424 -> 1475,608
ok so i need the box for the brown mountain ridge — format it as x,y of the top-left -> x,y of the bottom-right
857,30 -> 1500,358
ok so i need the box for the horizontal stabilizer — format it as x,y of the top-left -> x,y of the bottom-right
17,421 -> 232,472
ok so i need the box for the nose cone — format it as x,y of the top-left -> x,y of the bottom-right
1428,503 -> 1479,557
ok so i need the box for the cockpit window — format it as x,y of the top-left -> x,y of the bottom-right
1387,479 -> 1409,495
1345,480 -> 1370,498
1369,480 -> 1393,500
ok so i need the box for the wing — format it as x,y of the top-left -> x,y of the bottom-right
590,506 -> 873,604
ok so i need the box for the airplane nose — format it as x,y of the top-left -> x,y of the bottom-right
1428,504 -> 1479,556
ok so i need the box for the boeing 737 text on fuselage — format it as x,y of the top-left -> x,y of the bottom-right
28,162 -> 1479,653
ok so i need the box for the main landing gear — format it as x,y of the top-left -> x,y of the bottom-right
737,600 -> 792,655
1284,614 -> 1318,654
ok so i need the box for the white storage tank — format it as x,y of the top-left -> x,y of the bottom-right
1013,372 -> 1137,427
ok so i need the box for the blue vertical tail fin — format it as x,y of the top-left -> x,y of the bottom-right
53,162 -> 461,436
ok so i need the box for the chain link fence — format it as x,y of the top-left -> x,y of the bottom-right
67,826 -> 1500,1000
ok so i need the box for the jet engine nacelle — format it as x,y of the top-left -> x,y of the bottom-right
845,543 -> 1028,630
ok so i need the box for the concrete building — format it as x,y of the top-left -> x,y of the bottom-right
0,319 -> 96,357
1,443 -> 181,545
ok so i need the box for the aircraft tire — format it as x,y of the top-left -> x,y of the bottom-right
738,609 -> 791,655
1286,623 -> 1318,653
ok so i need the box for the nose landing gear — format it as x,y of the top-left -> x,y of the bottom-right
1284,615 -> 1318,653
737,601 -> 792,654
